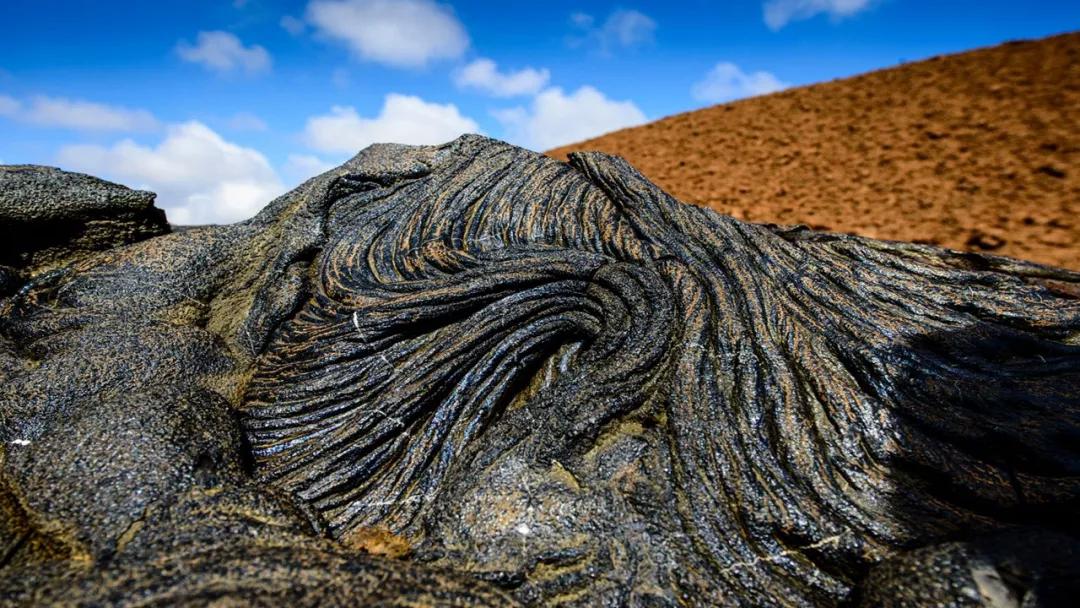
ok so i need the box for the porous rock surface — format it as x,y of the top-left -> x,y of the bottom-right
1,136 -> 1078,606
0,165 -> 168,287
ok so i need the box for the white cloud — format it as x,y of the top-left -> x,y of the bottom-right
303,94 -> 480,154
280,15 -> 306,36
569,12 -> 594,28
453,58 -> 550,97
493,86 -> 646,151
177,31 -> 272,75
691,62 -> 788,103
306,0 -> 469,68
570,9 -> 656,53
226,112 -> 268,131
57,121 -> 285,225
601,9 -> 657,48
331,67 -> 350,88
763,0 -> 872,30
0,94 -> 20,117
284,153 -> 338,183
0,94 -> 158,131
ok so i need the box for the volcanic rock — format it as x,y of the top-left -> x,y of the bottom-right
1,136 -> 1078,606
0,165 -> 168,285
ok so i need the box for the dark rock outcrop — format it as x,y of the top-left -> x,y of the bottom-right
0,165 -> 169,290
1,136 -> 1078,606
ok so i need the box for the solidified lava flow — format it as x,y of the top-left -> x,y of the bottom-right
1,136 -> 1078,606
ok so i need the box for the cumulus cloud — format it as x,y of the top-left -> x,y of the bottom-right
493,86 -> 646,151
691,62 -> 788,104
569,12 -> 594,28
284,154 -> 338,183
58,121 -> 285,225
280,15 -> 306,36
331,68 -> 350,88
569,9 -> 656,53
0,94 -> 158,131
763,0 -> 872,30
177,31 -> 272,75
453,58 -> 550,97
303,94 -> 480,154
600,9 -> 657,48
0,94 -> 21,117
306,0 -> 469,68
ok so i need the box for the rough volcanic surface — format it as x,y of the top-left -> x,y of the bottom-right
0,165 -> 169,280
1,136 -> 1079,607
549,33 -> 1080,270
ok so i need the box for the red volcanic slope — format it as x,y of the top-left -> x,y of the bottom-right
549,33 -> 1079,269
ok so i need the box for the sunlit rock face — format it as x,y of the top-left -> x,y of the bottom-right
2,136 -> 1079,606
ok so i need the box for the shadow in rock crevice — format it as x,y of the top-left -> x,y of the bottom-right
854,320 -> 1080,606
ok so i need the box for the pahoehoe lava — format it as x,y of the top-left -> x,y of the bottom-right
1,136 -> 1078,606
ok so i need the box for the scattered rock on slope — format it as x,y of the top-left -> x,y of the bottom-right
549,33 -> 1080,269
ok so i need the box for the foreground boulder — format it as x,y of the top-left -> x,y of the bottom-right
1,136 -> 1078,606
0,165 -> 169,293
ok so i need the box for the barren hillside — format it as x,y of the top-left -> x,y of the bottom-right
549,33 -> 1079,269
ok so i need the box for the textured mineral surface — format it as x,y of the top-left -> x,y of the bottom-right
1,136 -> 1078,606
549,33 -> 1080,270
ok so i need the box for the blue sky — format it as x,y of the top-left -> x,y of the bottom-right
1,0 -> 1077,223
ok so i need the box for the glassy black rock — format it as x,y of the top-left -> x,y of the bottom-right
1,136 -> 1078,606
